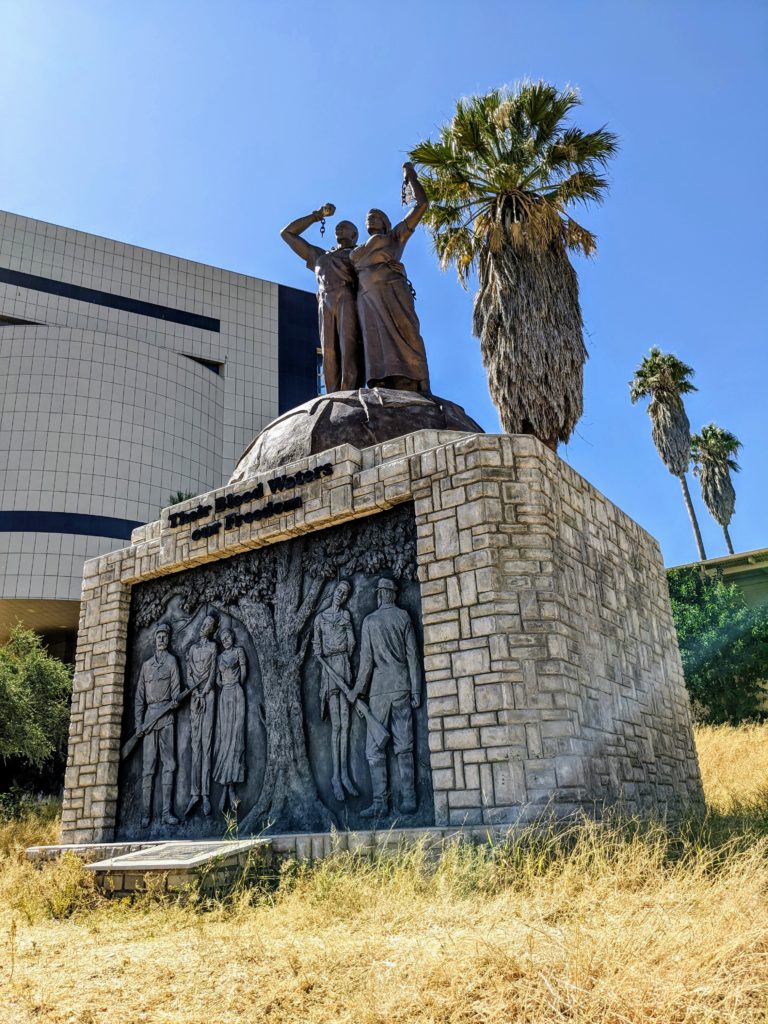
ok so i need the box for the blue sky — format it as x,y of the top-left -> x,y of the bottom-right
1,0 -> 765,566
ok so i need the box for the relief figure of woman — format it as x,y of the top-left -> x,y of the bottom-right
213,628 -> 247,814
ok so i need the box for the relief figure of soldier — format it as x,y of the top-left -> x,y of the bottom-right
352,578 -> 422,818
213,628 -> 247,815
135,623 -> 181,828
312,580 -> 359,803
184,614 -> 218,818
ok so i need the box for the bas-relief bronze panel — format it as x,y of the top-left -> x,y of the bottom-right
116,504 -> 433,839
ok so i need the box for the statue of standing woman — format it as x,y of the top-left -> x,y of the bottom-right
350,163 -> 431,393
280,205 -> 363,393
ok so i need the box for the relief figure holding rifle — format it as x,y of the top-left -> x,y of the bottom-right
135,623 -> 181,828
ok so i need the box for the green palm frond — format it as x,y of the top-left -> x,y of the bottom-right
629,347 -> 697,406
546,126 -> 619,170
410,81 -> 618,278
691,423 -> 742,474
544,170 -> 611,208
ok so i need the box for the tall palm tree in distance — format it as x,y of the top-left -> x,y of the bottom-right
691,424 -> 742,555
629,347 -> 707,561
409,82 -> 618,450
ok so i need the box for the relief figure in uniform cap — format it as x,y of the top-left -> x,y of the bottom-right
352,578 -> 422,818
135,623 -> 181,828
312,581 -> 359,803
281,204 -> 363,392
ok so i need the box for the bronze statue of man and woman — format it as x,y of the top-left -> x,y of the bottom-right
280,162 -> 430,395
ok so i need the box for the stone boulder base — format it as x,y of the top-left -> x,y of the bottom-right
230,388 -> 482,482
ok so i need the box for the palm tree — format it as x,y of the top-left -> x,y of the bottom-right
163,490 -> 196,515
168,490 -> 195,506
629,347 -> 707,561
409,82 -> 618,449
691,424 -> 742,555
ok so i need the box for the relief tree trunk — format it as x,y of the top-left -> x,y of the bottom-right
237,542 -> 334,835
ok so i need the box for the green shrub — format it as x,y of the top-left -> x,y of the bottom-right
668,568 -> 768,724
0,626 -> 72,776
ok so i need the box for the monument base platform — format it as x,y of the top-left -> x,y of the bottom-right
61,430 -> 704,847
24,824 -> 555,895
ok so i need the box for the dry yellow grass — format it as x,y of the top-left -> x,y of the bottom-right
1,724 -> 767,1024
695,722 -> 768,816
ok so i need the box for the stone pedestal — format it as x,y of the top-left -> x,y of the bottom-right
62,431 -> 703,844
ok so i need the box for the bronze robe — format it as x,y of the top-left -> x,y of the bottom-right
350,222 -> 429,388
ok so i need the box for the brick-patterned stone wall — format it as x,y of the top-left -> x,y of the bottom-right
412,436 -> 703,825
62,431 -> 703,843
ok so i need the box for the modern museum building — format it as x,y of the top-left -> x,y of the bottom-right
0,211 -> 319,659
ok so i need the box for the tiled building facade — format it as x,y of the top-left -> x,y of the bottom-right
0,211 -> 318,654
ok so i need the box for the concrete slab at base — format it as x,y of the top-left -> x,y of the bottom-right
26,825 -> 522,892
26,840 -> 169,864
83,838 -> 270,894
86,838 -> 269,871
29,827 -> 517,896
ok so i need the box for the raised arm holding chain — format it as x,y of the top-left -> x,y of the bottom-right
401,163 -> 428,232
280,204 -> 336,265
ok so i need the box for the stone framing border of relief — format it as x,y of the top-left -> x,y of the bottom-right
62,430 -> 704,845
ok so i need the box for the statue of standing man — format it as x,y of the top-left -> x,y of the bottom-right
135,623 -> 181,829
281,204 -> 363,393
184,614 -> 218,818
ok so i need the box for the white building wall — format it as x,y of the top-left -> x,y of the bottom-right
0,211 -> 316,634
0,325 -> 224,600
0,210 -> 280,465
